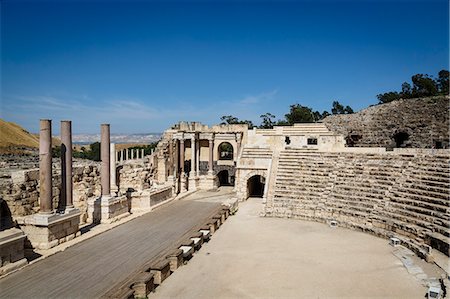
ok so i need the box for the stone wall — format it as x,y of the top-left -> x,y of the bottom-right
323,96 -> 449,148
0,162 -> 101,224
265,148 -> 450,257
118,157 -> 154,193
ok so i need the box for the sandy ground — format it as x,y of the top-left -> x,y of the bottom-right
153,197 -> 427,299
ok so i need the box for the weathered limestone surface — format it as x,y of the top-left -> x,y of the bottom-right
323,96 -> 449,148
0,162 -> 101,224
265,148 -> 450,257
0,228 -> 27,275
118,157 -> 153,193
18,210 -> 81,249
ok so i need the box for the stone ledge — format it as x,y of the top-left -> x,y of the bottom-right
0,228 -> 26,245
17,209 -> 81,226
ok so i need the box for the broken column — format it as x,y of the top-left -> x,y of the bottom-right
110,142 -> 118,195
96,124 -> 130,224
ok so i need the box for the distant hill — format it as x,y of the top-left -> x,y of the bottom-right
0,119 -> 39,149
0,119 -> 61,154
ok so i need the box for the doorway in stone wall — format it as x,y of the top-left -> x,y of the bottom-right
217,170 -> 230,186
247,175 -> 265,198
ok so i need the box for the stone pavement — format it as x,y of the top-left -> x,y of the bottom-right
153,197 -> 429,299
0,195 -> 224,298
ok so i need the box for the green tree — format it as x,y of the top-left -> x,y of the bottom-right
437,70 -> 449,95
401,82 -> 412,98
259,113 -> 276,129
344,105 -> 354,114
89,142 -> 101,161
331,101 -> 353,114
411,74 -> 438,97
220,115 -> 254,129
377,91 -> 401,103
331,101 -> 345,114
220,115 -> 239,125
284,104 -> 315,124
321,110 -> 331,119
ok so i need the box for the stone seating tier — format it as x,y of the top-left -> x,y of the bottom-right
267,148 -> 450,257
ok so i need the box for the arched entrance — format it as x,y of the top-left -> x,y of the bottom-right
217,170 -> 230,186
247,175 -> 265,198
218,142 -> 233,160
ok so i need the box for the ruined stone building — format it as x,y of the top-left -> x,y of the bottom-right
0,96 -> 449,279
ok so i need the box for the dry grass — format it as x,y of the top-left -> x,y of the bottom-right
0,119 -> 39,148
0,119 -> 61,154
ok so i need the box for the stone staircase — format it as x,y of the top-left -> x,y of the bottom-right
240,147 -> 273,159
266,148 -> 450,257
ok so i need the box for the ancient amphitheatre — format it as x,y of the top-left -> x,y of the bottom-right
0,95 -> 448,298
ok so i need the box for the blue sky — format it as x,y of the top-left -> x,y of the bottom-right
1,0 -> 448,134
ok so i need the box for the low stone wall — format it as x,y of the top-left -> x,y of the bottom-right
19,211 -> 81,250
265,148 -> 450,257
131,185 -> 174,212
0,162 -> 101,224
0,228 -> 27,275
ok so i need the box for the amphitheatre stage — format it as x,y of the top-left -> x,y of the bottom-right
0,96 -> 449,298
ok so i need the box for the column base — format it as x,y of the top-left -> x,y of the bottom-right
18,209 -> 81,250
0,228 -> 28,276
180,173 -> 188,193
188,176 -> 198,192
198,174 -> 218,191
100,195 -> 130,224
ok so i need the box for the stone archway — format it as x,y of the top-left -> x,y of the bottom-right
237,169 -> 268,200
247,175 -> 265,198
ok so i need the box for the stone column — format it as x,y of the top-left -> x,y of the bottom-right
61,120 -> 74,210
180,139 -> 185,174
141,149 -> 144,159
236,133 -> 242,159
190,137 -> 196,177
125,148 -> 129,160
208,138 -> 214,174
168,140 -> 173,176
196,139 -> 200,175
39,119 -> 53,214
110,143 -> 118,195
101,124 -> 111,197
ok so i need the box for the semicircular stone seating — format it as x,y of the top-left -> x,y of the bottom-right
265,148 -> 450,258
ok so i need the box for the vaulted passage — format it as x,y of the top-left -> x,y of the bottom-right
247,175 -> 265,198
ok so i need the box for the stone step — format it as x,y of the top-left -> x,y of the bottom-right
391,189 -> 450,207
389,192 -> 449,213
388,202 -> 450,228
398,185 -> 450,201
404,179 -> 449,192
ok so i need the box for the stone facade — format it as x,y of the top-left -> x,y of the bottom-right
323,96 -> 449,148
